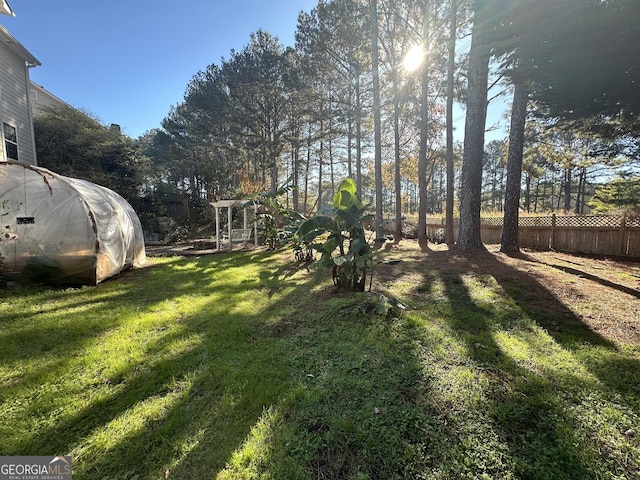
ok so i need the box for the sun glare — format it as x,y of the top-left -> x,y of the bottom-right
403,45 -> 424,72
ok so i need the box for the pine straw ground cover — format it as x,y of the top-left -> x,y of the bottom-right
0,241 -> 638,479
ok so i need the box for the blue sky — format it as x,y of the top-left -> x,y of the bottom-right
1,0 -> 319,138
2,0 -> 509,143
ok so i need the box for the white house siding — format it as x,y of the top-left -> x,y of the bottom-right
30,81 -> 70,117
0,26 -> 39,165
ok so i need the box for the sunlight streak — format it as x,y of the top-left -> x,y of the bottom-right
403,45 -> 424,72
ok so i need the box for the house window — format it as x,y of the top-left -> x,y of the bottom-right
3,122 -> 18,161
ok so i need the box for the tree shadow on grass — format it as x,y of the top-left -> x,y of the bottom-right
541,262 -> 640,299
492,250 -> 640,402
412,248 -> 639,479
5,245 -> 639,479
71,311 -> 293,479
1,250 -> 318,479
209,245 -> 640,479
0,258 -> 199,396
214,292 -> 443,480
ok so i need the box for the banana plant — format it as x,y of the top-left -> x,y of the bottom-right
246,178 -> 305,250
296,178 -> 375,291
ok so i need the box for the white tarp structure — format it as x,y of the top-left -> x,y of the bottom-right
0,162 -> 145,284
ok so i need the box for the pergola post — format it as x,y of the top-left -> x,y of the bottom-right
227,205 -> 233,252
210,199 -> 260,252
254,203 -> 259,247
215,206 -> 221,251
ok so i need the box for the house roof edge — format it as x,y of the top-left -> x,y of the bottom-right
0,23 -> 41,67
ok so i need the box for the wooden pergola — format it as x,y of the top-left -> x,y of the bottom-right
210,199 -> 259,252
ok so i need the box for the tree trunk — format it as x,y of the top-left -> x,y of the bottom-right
564,168 -> 572,212
491,167 -> 497,210
371,0 -> 384,244
445,0 -> 457,247
580,168 -> 587,214
524,173 -> 531,212
347,114 -> 353,179
535,176 -> 543,212
270,157 -> 278,195
269,113 -> 279,194
292,142 -> 299,212
457,2 -> 490,251
575,167 -> 585,214
304,124 -> 311,214
498,163 -> 505,211
500,80 -> 528,253
393,75 -> 403,243
417,0 -> 431,250
329,95 -> 335,198
318,94 -> 326,211
355,72 -> 363,198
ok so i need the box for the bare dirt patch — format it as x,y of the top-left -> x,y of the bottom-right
490,245 -> 640,346
145,242 -> 261,256
379,240 -> 640,346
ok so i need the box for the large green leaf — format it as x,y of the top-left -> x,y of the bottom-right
297,216 -> 339,238
339,190 -> 354,210
333,253 -> 353,266
337,209 -> 360,230
335,177 -> 357,196
349,237 -> 370,256
354,253 -> 373,268
274,175 -> 296,196
300,230 -> 325,244
322,236 -> 338,254
332,178 -> 362,211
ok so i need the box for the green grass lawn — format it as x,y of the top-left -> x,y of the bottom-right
1,245 -> 638,479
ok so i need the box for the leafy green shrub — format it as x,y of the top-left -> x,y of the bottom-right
295,178 -> 376,291
167,225 -> 190,243
352,292 -> 409,318
251,181 -> 305,250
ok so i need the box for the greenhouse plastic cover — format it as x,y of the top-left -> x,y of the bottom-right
0,161 -> 145,284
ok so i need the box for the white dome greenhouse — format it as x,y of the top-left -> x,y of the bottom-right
0,161 -> 145,285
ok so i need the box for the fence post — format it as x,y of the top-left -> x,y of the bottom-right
620,212 -> 628,256
551,214 -> 556,250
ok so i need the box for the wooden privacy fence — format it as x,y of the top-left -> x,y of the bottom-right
425,214 -> 640,257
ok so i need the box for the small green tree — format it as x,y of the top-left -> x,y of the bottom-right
34,104 -> 148,202
588,175 -> 640,213
250,181 -> 305,250
296,178 -> 376,291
